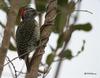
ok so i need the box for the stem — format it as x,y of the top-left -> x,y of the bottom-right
54,7 -> 73,78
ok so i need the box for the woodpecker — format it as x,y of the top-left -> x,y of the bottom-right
16,6 -> 40,71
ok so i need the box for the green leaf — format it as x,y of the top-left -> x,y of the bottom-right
35,0 -> 47,13
73,23 -> 92,32
46,53 -> 55,66
53,0 -> 68,33
64,49 -> 73,60
9,42 -> 16,51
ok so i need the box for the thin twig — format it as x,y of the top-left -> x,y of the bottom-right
75,40 -> 86,57
43,67 -> 51,78
73,0 -> 81,24
16,71 -> 26,75
7,60 -> 15,78
42,68 -> 46,78
40,67 -> 51,78
3,50 -> 32,67
75,10 -> 93,14
17,63 -> 26,77
6,56 -> 17,78
0,21 -> 5,28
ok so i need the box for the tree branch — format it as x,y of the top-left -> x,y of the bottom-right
25,0 -> 57,78
0,1 -> 20,76
0,21 -> 16,42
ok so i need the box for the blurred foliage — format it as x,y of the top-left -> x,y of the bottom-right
53,0 -> 75,33
8,0 -> 31,8
9,42 -> 16,51
63,49 -> 73,60
45,0 -> 92,67
56,32 -> 66,48
0,0 -> 93,74
0,0 -> 31,11
16,0 -> 31,8
35,0 -> 47,13
46,53 -> 55,66
0,0 -> 9,12
53,0 -> 68,33
72,23 -> 92,32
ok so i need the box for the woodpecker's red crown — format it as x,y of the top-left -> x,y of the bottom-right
18,7 -> 38,20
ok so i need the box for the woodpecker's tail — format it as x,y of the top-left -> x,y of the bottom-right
24,56 -> 30,72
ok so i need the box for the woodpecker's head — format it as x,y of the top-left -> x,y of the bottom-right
18,6 -> 38,20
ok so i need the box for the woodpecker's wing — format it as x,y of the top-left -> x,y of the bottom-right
16,20 -> 39,59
